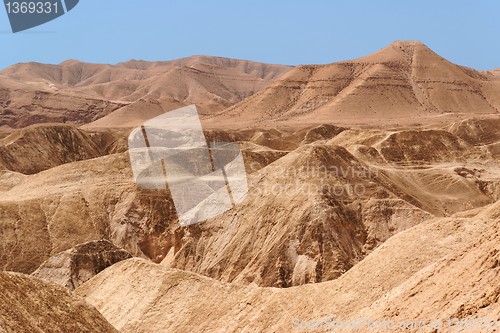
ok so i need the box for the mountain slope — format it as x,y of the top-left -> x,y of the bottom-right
76,210 -> 499,333
0,57 -> 292,128
0,271 -> 118,333
2,122 -> 500,286
162,143 -> 433,287
0,78 -> 125,128
204,41 -> 500,128
0,124 -> 105,174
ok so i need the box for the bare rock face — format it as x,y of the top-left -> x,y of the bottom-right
163,144 -> 433,287
0,271 -> 118,333
32,240 -> 132,290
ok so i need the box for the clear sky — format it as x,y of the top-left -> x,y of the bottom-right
1,0 -> 499,70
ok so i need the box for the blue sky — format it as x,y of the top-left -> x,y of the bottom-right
1,1 -> 499,70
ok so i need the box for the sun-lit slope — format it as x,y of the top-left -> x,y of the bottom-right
77,212 -> 499,332
348,220 -> 500,332
204,41 -> 500,128
481,68 -> 500,79
2,57 -> 291,102
328,125 -> 500,216
158,123 -> 500,287
81,98 -> 183,129
2,122 -> 500,290
0,271 -> 118,333
448,118 -> 500,146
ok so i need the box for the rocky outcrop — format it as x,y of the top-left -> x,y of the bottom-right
32,240 -> 132,290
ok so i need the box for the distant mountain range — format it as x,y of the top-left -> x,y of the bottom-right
1,41 -> 499,129
0,56 -> 291,128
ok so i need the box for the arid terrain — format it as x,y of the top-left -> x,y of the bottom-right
1,41 -> 499,333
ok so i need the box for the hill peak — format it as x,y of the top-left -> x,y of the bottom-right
354,40 -> 437,64
391,40 -> 426,47
206,41 -> 500,128
389,40 -> 433,54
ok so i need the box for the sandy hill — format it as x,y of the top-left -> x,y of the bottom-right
76,204 -> 500,333
204,41 -> 500,128
0,124 -> 106,174
0,152 -> 144,273
0,76 -> 125,128
0,57 -> 291,128
162,143 -> 433,287
2,42 -> 500,331
0,125 -> 310,274
0,271 -> 118,333
1,126 -> 500,333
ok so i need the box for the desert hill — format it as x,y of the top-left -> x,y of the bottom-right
0,124 -> 338,274
204,41 -> 500,128
76,205 -> 499,333
2,120 -> 499,290
482,68 -> 500,78
2,57 -> 290,99
0,57 -> 292,128
0,271 -> 118,333
2,42 -> 500,332
0,124 -> 106,174
3,42 -> 499,130
161,124 -> 500,286
0,78 -> 125,128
